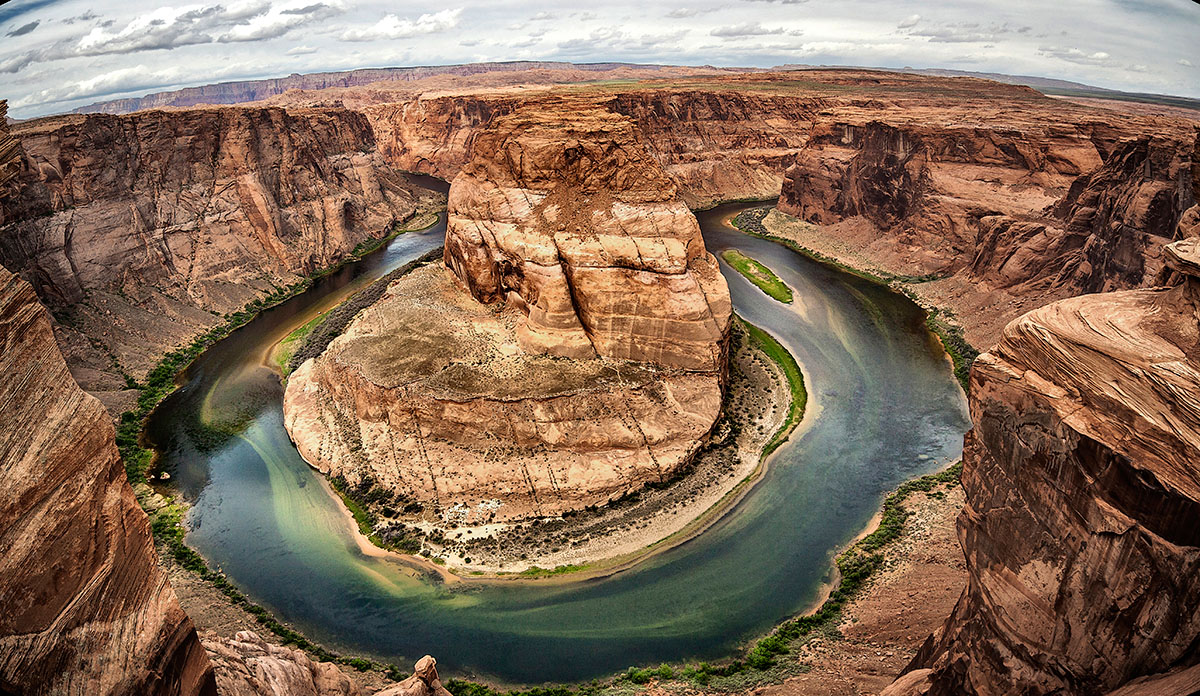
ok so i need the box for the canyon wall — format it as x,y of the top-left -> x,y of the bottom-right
364,89 -> 818,207
0,106 -> 431,409
885,238 -> 1200,696
778,113 -> 1197,346
0,266 -> 215,696
285,100 -> 730,524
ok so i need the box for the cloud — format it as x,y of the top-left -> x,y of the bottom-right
903,21 -> 1032,44
530,12 -> 557,21
1038,45 -> 1114,67
7,21 -> 39,37
1181,59 -> 1194,67
62,11 -> 100,25
711,22 -> 787,38
340,8 -> 462,42
286,45 -> 318,55
0,1 -> 342,73
666,7 -> 720,18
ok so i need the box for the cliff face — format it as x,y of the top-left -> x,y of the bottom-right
778,116 -> 1196,346
285,101 -> 729,524
0,106 -> 429,408
886,238 -> 1200,696
443,100 -> 731,369
365,89 -> 818,207
0,267 -> 214,696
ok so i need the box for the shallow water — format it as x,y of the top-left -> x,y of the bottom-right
146,198 -> 969,684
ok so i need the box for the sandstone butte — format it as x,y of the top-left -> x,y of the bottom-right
883,237 -> 1200,696
283,100 -> 731,523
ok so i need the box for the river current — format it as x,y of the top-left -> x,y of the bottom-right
147,197 -> 970,684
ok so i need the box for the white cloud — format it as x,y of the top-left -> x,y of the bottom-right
286,45 -> 318,56
711,22 -> 787,38
1181,59 -> 1194,68
897,14 -> 920,29
340,8 -> 462,42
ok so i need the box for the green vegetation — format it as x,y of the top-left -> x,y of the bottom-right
925,309 -> 978,391
148,500 -> 397,673
732,207 -> 976,392
721,249 -> 794,304
740,319 -> 807,456
118,280 -> 312,483
273,310 -> 328,375
512,563 -> 590,578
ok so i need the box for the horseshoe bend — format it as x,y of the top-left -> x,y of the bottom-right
0,34 -> 1199,696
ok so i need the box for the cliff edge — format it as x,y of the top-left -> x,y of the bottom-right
886,238 -> 1200,695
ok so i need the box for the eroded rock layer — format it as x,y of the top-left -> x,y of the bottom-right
285,265 -> 722,522
886,238 -> 1200,695
0,266 -> 214,696
443,100 -> 731,370
0,106 -> 431,408
778,112 -> 1197,346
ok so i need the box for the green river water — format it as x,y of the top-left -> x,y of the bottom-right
146,197 -> 970,684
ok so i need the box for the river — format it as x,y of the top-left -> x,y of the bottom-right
146,197 -> 970,684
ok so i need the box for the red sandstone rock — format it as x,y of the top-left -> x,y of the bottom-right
443,100 -> 731,370
0,106 -> 430,399
0,266 -> 214,695
884,238 -> 1200,695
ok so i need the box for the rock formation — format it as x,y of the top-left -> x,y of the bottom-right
204,632 -> 359,696
0,266 -> 215,695
885,237 -> 1200,695
780,114 -> 1197,346
443,101 -> 730,369
375,655 -> 452,696
0,106 -> 431,409
285,101 -> 730,523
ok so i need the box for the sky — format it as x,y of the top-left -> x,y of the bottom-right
1,0 -> 1197,118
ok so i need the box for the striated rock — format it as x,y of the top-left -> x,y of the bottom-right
886,238 -> 1200,695
0,266 -> 214,695
204,632 -> 358,696
0,106 -> 428,393
0,101 -> 19,199
286,101 -> 729,523
443,100 -> 731,370
284,265 -> 723,523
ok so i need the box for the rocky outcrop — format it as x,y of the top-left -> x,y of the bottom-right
778,114 -> 1196,347
0,266 -> 214,695
375,656 -> 451,696
443,100 -> 731,369
0,106 -> 431,407
285,264 -> 724,523
285,101 -> 729,524
885,238 -> 1200,695
0,101 -> 19,198
204,632 -> 358,696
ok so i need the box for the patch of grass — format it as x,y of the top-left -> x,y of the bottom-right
733,207 -> 976,392
925,309 -> 978,391
514,563 -> 590,578
274,310 -> 328,376
740,318 -> 807,456
721,249 -> 793,304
